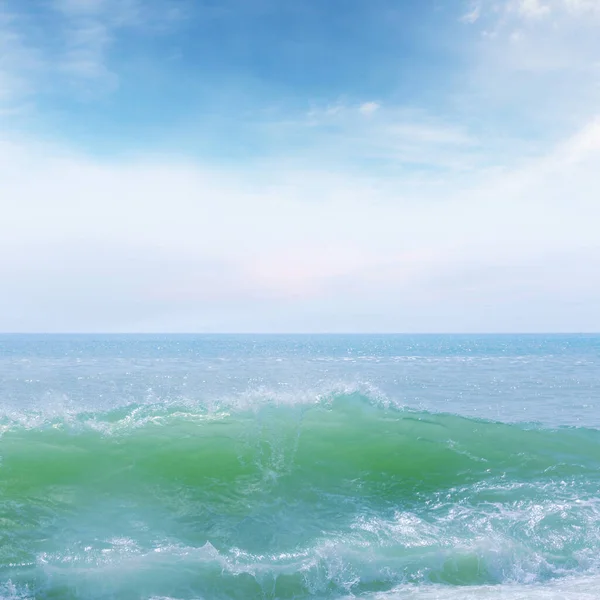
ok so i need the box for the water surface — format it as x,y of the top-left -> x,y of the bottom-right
1,334 -> 599,599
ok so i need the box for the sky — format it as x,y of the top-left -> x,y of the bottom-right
1,0 -> 599,333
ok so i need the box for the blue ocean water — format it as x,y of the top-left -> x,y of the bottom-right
1,334 -> 599,599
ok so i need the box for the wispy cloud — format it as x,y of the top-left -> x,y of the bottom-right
459,0 -> 600,149
60,18 -> 115,86
1,108 -> 599,331
54,0 -> 175,92
472,0 -> 600,20
517,0 -> 551,18
0,8 -> 41,108
564,0 -> 600,14
358,101 -> 380,116
0,0 -> 186,106
270,102 -> 480,176
460,2 -> 481,23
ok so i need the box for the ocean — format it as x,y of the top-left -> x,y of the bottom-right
1,334 -> 599,599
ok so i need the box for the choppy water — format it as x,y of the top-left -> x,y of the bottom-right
1,334 -> 599,599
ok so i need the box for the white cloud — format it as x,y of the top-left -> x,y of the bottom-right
470,0 -> 600,20
286,103 -> 480,174
517,0 -> 551,18
0,1 -> 598,331
1,110 -> 599,332
0,0 -> 184,106
470,0 -> 600,23
359,101 -> 380,116
561,116 -> 600,161
461,2 -> 482,23
460,0 -> 600,151
54,0 -> 108,15
564,0 -> 600,14
54,0 -> 148,91
60,19 -> 115,83
0,9 -> 41,108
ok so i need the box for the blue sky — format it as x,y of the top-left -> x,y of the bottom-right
1,0 -> 599,332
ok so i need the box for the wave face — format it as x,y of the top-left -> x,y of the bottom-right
2,391 -> 600,599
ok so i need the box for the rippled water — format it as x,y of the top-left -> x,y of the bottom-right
1,334 -> 599,599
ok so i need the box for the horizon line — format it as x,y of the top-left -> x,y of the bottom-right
0,332 -> 598,336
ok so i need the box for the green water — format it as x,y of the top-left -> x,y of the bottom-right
2,393 -> 600,599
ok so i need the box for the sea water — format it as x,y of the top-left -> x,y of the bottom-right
1,334 -> 599,599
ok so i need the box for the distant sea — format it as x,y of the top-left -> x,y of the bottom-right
1,334 -> 599,599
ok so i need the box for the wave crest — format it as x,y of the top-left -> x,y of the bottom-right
2,391 -> 600,598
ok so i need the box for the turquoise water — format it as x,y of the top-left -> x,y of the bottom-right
1,335 -> 599,599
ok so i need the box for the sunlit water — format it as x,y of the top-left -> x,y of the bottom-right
1,334 -> 599,599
